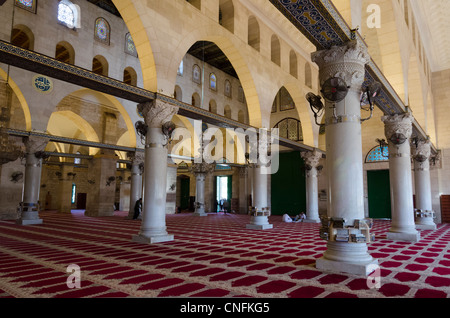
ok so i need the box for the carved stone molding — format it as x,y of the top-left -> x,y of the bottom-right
137,99 -> 179,128
127,151 -> 145,165
382,113 -> 413,142
311,40 -> 370,89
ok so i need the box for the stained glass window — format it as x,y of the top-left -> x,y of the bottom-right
58,1 -> 75,29
365,146 -> 389,163
15,0 -> 36,13
95,18 -> 110,45
125,33 -> 137,57
177,60 -> 183,76
224,80 -> 231,98
192,64 -> 201,84
210,73 -> 217,91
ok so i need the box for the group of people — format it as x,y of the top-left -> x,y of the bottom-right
282,212 -> 306,223
216,198 -> 229,214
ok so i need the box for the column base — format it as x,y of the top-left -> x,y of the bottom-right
132,234 -> 174,244
316,257 -> 379,276
16,218 -> 43,226
415,223 -> 437,230
246,223 -> 273,230
386,231 -> 421,242
303,218 -> 321,224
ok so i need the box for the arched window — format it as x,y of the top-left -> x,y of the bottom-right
57,0 -> 78,29
55,41 -> 75,64
224,105 -> 231,119
224,79 -> 232,98
209,100 -> 217,113
210,73 -> 217,91
274,118 -> 303,142
192,92 -> 201,107
125,33 -> 137,57
289,50 -> 298,78
15,0 -> 37,13
92,55 -> 108,76
123,67 -> 137,86
11,25 -> 34,50
94,18 -> 110,45
177,59 -> 184,76
219,0 -> 234,33
365,146 -> 389,163
271,34 -> 281,66
248,16 -> 260,51
238,110 -> 245,123
192,64 -> 201,84
174,85 -> 183,102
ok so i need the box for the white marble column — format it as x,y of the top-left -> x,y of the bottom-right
127,151 -> 144,219
189,162 -> 214,216
312,40 -> 377,276
17,136 -> 49,225
132,100 -> 178,244
382,113 -> 420,241
246,164 -> 273,230
412,139 -> 436,230
301,149 -> 322,223
238,166 -> 248,214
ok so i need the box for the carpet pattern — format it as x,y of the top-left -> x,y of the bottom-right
0,211 -> 449,298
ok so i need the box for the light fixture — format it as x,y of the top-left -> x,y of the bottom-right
135,120 -> 147,145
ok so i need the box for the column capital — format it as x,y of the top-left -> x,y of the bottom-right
22,135 -> 49,155
189,162 -> 215,175
127,151 -> 145,165
137,99 -> 179,128
311,40 -> 370,88
382,113 -> 414,143
301,149 -> 322,169
412,139 -> 431,163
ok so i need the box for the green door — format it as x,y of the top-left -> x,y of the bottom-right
180,177 -> 190,210
367,170 -> 391,219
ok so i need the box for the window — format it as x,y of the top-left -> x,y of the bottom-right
58,1 -> 75,29
177,59 -> 184,76
274,118 -> 302,142
192,64 -> 201,84
15,0 -> 37,13
94,18 -> 110,45
224,80 -> 232,98
365,146 -> 389,163
74,152 -> 81,165
210,73 -> 217,91
71,183 -> 76,204
125,33 -> 137,57
237,86 -> 244,103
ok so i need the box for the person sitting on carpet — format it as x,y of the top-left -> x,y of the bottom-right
293,212 -> 306,222
133,198 -> 142,220
283,214 -> 293,223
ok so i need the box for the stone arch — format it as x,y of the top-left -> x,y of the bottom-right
0,68 -> 32,131
219,0 -> 234,33
111,0 -> 158,91
248,15 -> 260,52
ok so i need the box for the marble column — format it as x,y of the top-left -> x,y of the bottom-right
189,162 -> 215,216
246,164 -> 273,230
301,149 -> 322,223
312,40 -> 377,276
412,139 -> 436,230
58,164 -> 75,214
17,136 -> 49,225
238,166 -> 248,214
127,151 -> 144,219
382,113 -> 420,242
132,100 -> 178,244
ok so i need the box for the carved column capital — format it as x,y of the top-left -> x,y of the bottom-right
189,162 -> 215,175
137,99 -> 179,128
22,135 -> 49,155
382,113 -> 414,143
301,149 -> 322,169
127,151 -> 145,165
312,40 -> 370,89
412,139 -> 431,163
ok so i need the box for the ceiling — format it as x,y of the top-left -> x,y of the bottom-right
86,0 -> 122,18
412,0 -> 450,72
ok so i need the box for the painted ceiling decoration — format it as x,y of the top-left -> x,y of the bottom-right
270,0 -> 433,151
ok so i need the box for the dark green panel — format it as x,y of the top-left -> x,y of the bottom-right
180,177 -> 190,210
271,151 -> 306,215
367,170 -> 391,219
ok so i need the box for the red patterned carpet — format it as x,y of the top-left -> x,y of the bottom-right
0,211 -> 449,298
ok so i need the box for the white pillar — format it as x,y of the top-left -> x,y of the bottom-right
412,139 -> 436,230
382,113 -> 420,241
301,150 -> 322,223
17,136 -> 48,225
246,164 -> 273,230
189,162 -> 214,216
312,40 -> 377,276
127,151 -> 144,219
239,166 -> 248,214
132,100 -> 178,244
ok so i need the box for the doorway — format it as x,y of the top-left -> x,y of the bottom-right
179,176 -> 190,211
367,170 -> 391,219
216,175 -> 231,212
